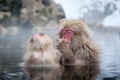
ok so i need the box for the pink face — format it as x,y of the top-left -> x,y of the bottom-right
61,29 -> 75,42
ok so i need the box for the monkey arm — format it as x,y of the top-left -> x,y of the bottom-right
57,41 -> 76,65
75,44 -> 99,63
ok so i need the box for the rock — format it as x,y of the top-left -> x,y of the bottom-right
40,16 -> 49,22
23,0 -> 65,26
0,12 -> 11,17
21,8 -> 28,14
49,3 -> 65,21
20,8 -> 29,24
31,15 -> 48,27
0,0 -> 65,29
0,12 -> 11,20
42,0 -> 51,6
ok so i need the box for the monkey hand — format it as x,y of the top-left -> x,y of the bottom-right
57,39 -> 71,54
57,39 -> 75,65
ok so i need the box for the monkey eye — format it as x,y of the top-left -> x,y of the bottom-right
61,30 -> 74,35
61,30 -> 66,35
67,30 -> 74,34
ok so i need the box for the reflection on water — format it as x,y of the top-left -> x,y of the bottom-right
24,67 -> 62,80
23,63 -> 99,80
61,64 -> 99,80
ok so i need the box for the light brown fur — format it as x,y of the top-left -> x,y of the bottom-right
24,33 -> 60,67
57,19 -> 100,65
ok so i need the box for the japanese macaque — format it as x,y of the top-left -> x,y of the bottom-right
23,33 -> 60,67
57,19 -> 100,65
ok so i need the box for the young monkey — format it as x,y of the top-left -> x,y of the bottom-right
23,33 -> 60,67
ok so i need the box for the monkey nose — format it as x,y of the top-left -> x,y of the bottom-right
30,34 -> 40,42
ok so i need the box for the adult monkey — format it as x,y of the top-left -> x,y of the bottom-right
57,20 -> 100,66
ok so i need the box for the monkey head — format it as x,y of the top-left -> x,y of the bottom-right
60,29 -> 75,43
59,19 -> 91,43
29,33 -> 53,50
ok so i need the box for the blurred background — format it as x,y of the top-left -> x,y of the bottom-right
0,0 -> 120,80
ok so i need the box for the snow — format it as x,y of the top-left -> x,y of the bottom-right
102,10 -> 120,27
54,0 -> 120,27
53,0 -> 91,19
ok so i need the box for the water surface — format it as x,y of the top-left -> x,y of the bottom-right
0,27 -> 120,80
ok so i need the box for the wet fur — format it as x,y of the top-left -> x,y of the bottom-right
23,34 -> 60,67
57,20 -> 100,65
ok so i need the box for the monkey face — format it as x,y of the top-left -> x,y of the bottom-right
29,33 -> 53,49
60,29 -> 75,43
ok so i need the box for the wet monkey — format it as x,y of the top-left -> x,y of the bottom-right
23,33 -> 60,67
57,20 -> 100,65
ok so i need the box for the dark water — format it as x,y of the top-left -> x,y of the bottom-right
0,27 -> 120,80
